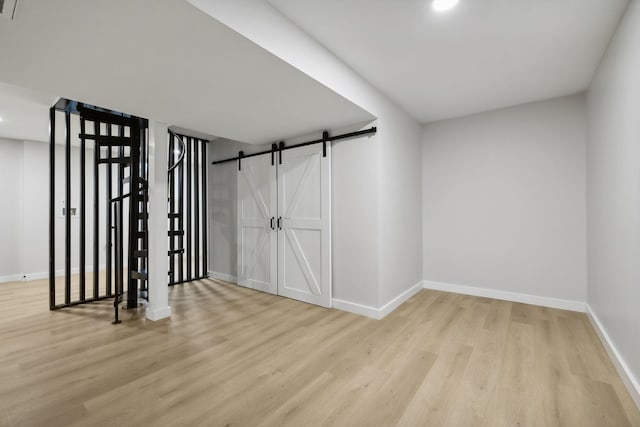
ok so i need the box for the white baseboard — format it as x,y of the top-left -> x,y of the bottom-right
332,298 -> 382,319
379,281 -> 424,318
0,265 -> 119,284
146,305 -> 172,321
23,272 -> 48,281
207,271 -> 237,283
422,280 -> 585,312
333,281 -> 424,320
0,274 -> 23,284
586,304 -> 640,410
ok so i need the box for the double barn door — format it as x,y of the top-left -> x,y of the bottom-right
237,144 -> 331,307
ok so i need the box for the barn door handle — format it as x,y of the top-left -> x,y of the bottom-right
270,217 -> 275,230
277,216 -> 282,230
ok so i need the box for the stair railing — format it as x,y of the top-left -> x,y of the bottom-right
169,131 -> 186,172
167,130 -> 187,285
112,131 -> 187,322
112,199 -> 123,324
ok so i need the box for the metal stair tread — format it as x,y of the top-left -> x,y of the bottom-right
131,269 -> 147,280
123,176 -> 148,185
98,157 -> 131,165
134,250 -> 148,258
78,133 -> 131,143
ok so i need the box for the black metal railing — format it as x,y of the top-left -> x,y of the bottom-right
49,99 -> 209,323
167,132 -> 208,286
49,99 -> 149,324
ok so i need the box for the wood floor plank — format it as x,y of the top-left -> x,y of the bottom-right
444,328 -> 504,426
0,278 -> 638,426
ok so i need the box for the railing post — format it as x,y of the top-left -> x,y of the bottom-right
64,111 -> 71,305
169,132 -> 175,283
202,139 -> 208,276
127,119 -> 141,309
186,138 -> 192,281
49,107 -> 56,310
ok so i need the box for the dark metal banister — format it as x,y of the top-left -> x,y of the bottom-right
112,200 -> 122,324
168,131 -> 186,173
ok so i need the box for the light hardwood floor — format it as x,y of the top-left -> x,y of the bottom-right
1,278 -> 638,427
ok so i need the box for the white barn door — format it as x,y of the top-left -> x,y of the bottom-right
237,154 -> 277,294
277,144 -> 331,308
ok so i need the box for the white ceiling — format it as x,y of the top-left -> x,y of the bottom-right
269,0 -> 629,122
0,0 -> 373,145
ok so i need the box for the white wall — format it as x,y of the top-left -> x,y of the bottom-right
329,124 -> 380,308
22,139 -> 48,276
191,0 -> 423,311
587,0 -> 640,399
0,136 -> 108,282
0,138 -> 24,281
422,95 -> 588,304
378,111 -> 423,305
209,155 -> 237,280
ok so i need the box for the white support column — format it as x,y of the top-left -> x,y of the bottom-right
146,120 -> 171,321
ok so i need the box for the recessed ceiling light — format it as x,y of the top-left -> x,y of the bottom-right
0,116 -> 4,122
432,0 -> 459,12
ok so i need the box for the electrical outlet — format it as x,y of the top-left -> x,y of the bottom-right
62,207 -> 77,216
